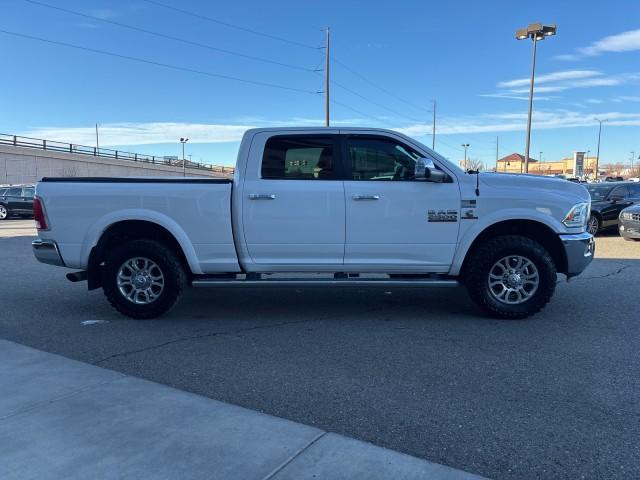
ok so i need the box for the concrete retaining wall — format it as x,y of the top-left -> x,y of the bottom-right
0,145 -> 231,185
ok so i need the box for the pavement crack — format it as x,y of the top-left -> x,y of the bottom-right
92,317 -> 330,366
262,432 -> 327,480
580,264 -> 632,280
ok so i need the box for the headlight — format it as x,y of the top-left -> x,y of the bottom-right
621,212 -> 632,221
562,202 -> 590,228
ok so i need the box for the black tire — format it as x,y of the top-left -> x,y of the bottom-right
463,235 -> 557,320
102,239 -> 186,319
587,214 -> 600,236
0,204 -> 8,220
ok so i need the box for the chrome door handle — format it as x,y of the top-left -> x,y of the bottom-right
249,193 -> 276,200
352,194 -> 379,201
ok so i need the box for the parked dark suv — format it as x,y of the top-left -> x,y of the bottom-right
586,182 -> 640,235
0,185 -> 35,220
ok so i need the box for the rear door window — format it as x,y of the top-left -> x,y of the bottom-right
262,136 -> 337,180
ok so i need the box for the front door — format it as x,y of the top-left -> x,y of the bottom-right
342,135 -> 460,272
241,133 -> 345,268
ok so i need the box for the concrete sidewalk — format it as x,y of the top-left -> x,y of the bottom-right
0,340 -> 483,479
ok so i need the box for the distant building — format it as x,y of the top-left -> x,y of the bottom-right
496,152 -> 598,177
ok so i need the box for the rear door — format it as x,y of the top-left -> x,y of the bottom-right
20,187 -> 34,214
241,132 -> 346,269
6,187 -> 22,212
341,134 -> 460,272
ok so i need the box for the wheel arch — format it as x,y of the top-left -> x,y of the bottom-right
456,219 -> 568,278
86,219 -> 196,290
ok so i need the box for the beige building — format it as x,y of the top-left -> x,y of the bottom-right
495,152 -> 598,177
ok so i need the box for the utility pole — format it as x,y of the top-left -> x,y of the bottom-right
432,100 -> 436,150
95,123 -> 99,152
323,27 -> 330,127
495,136 -> 499,171
595,118 -> 606,182
461,143 -> 470,170
632,151 -> 636,177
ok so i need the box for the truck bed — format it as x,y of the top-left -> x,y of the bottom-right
36,177 -> 240,274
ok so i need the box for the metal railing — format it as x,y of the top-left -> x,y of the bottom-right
0,133 -> 235,175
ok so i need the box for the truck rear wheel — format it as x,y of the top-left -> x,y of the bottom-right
463,235 -> 556,319
102,239 -> 186,319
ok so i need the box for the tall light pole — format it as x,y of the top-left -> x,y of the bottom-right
95,123 -> 99,153
594,118 -> 607,182
632,151 -> 636,177
180,137 -> 189,177
461,143 -> 470,170
515,23 -> 557,173
495,136 -> 499,172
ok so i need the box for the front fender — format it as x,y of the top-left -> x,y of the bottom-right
79,209 -> 202,274
449,208 -> 566,277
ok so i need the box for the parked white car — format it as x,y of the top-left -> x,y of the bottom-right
32,127 -> 594,319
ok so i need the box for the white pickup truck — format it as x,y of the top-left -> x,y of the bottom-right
32,127 -> 594,319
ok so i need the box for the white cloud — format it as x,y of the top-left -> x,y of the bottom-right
585,98 -> 604,104
557,28 -> 640,60
580,28 -> 640,56
19,110 -> 640,153
21,122 -> 256,147
498,70 -> 601,88
396,110 -> 640,137
489,71 -> 639,98
617,95 -> 640,102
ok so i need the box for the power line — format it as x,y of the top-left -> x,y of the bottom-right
332,56 -> 433,116
0,29 -> 318,94
331,79 -> 423,123
329,99 -> 383,122
141,0 -> 319,50
23,0 -> 316,73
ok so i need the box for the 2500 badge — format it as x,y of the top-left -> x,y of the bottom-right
427,209 -> 458,222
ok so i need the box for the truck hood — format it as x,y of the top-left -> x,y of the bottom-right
479,173 -> 590,203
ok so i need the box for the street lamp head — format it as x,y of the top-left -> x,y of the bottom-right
516,23 -> 556,41
180,137 -> 189,143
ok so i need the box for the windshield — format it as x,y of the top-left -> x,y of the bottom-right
586,184 -> 613,201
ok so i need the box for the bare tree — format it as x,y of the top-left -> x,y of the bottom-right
466,157 -> 486,171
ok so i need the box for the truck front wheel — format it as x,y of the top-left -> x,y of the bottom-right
463,235 -> 557,319
102,239 -> 186,319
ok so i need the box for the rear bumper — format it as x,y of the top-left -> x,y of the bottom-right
32,239 -> 65,267
559,232 -> 594,278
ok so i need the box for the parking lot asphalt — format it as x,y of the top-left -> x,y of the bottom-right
1,219 -> 639,479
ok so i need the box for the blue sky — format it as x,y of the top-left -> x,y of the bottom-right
1,0 -> 639,167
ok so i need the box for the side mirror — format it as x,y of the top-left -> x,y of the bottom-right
415,157 -> 446,183
425,167 -> 446,183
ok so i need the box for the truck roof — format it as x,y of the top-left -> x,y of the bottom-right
243,126 -> 402,136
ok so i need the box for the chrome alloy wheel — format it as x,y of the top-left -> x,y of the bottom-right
0,205 -> 7,220
488,255 -> 539,305
117,257 -> 165,305
587,216 -> 599,235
